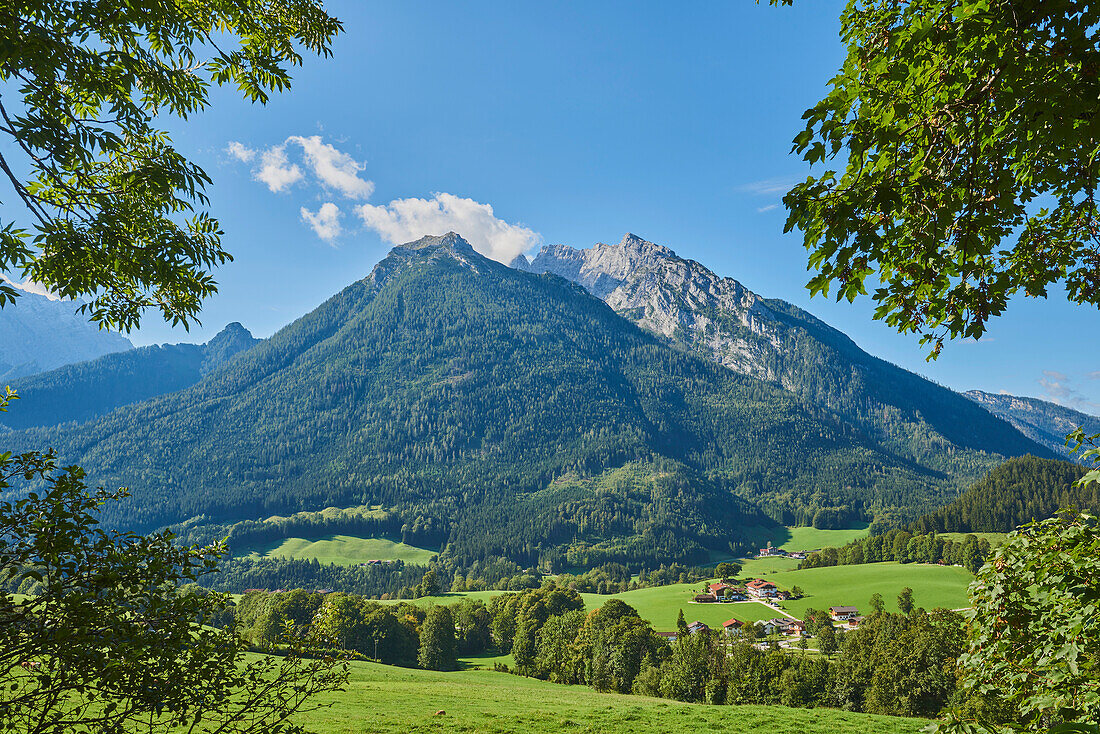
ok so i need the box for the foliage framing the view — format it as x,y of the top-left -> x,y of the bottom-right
0,0 -> 341,330
774,0 -> 1100,356
0,387 -> 348,733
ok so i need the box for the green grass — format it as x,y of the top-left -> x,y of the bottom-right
581,586 -> 782,631
760,562 -> 973,617
243,534 -> 438,566
741,523 -> 871,552
382,586 -> 782,632
299,658 -> 926,734
738,556 -> 802,575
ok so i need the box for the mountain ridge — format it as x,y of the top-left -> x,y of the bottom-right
0,323 -> 259,430
3,234 -> 991,568
0,282 -> 132,380
963,390 -> 1100,463
516,233 -> 1053,482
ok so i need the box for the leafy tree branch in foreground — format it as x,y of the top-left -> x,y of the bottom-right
0,391 -> 348,734
777,0 -> 1100,357
0,0 -> 342,330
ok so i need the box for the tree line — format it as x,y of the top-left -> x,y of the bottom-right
222,582 -> 1014,723
797,529 -> 992,573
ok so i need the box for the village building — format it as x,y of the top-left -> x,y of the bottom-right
687,621 -> 710,635
829,605 -> 860,620
694,593 -> 717,603
722,618 -> 743,635
745,579 -> 779,598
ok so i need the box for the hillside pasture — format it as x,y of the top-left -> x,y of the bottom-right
300,658 -> 926,734
762,562 -> 973,617
582,586 -> 781,630
243,534 -> 438,566
739,523 -> 871,553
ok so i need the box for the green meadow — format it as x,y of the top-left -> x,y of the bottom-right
245,534 -> 438,566
581,587 -> 780,630
762,562 -> 974,617
378,560 -> 972,629
380,585 -> 779,631
298,658 -> 926,734
742,523 -> 872,553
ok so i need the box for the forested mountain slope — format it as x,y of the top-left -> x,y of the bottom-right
515,234 -> 1052,480
0,280 -> 132,380
909,456 -> 1092,533
0,323 -> 259,430
964,390 -> 1100,463
5,234 -> 976,567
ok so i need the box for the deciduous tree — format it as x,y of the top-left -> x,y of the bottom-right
0,0 -> 341,330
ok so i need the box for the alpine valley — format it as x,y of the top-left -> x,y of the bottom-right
1,233 -> 1063,569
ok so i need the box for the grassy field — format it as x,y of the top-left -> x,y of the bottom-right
581,587 -> 781,630
739,555 -> 802,575
244,534 -> 438,566
381,585 -> 781,631
378,559 -> 972,629
762,562 -> 973,617
299,658 -> 926,734
740,523 -> 872,553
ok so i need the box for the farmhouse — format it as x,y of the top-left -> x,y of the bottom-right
722,618 -> 743,635
756,619 -> 783,636
745,579 -> 778,598
708,582 -> 734,595
786,620 -> 807,636
829,606 -> 860,620
694,593 -> 717,603
687,621 -> 710,635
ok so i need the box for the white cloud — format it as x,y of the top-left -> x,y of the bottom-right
300,202 -> 342,243
358,193 -> 541,263
1038,370 -> 1100,414
739,176 -> 800,196
256,144 -> 304,193
1089,371 -> 1100,380
288,135 -> 374,200
756,203 -> 778,213
226,141 -> 255,163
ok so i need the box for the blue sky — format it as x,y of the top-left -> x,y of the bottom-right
110,1 -> 1097,414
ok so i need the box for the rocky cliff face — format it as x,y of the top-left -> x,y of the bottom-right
519,233 -> 828,387
517,233 -> 1052,475
0,281 -> 132,380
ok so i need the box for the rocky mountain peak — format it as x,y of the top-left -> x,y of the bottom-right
523,233 -> 779,378
369,232 -> 484,287
401,232 -> 474,252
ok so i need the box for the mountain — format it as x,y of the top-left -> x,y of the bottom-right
4,234 -> 976,568
963,390 -> 1100,463
0,323 -> 259,430
909,456 -> 1092,534
516,234 -> 1052,486
0,280 -> 132,380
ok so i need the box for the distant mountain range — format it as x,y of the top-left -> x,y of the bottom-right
0,233 -> 1075,568
0,280 -> 132,381
514,234 -> 1049,490
0,322 -> 258,430
963,390 -> 1100,463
